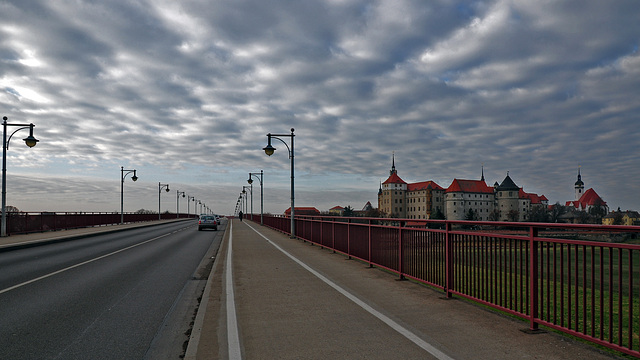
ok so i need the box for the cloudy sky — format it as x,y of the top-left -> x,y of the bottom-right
1,0 -> 639,216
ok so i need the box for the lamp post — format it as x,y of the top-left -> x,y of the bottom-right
187,195 -> 195,217
120,166 -> 138,224
176,190 -> 185,218
248,170 -> 263,225
242,186 -> 252,221
2,116 -> 39,237
158,182 -> 170,220
263,128 -> 295,237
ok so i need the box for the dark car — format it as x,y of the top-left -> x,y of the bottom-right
198,215 -> 218,231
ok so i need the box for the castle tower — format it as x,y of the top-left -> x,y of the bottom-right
575,167 -> 584,201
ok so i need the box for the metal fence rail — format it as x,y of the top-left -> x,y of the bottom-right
5,212 -> 196,235
258,214 -> 640,358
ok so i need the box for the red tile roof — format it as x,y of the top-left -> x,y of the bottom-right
407,180 -> 444,191
284,207 -> 320,215
329,206 -> 344,211
518,189 -> 547,204
565,188 -> 607,209
445,179 -> 494,194
382,172 -> 407,185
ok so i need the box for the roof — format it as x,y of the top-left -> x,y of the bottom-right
382,172 -> 407,185
284,207 -> 320,215
329,206 -> 344,211
407,180 -> 444,191
445,179 -> 494,194
518,189 -> 548,204
565,188 -> 607,209
496,174 -> 519,191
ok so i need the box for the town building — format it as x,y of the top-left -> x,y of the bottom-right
378,157 -> 548,221
565,168 -> 608,213
378,156 -> 444,219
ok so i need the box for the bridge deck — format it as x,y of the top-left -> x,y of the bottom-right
192,219 -> 619,359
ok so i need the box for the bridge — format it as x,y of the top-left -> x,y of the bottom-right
187,216 -> 639,359
1,214 -> 638,358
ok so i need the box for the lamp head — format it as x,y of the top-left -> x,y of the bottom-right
165,187 -> 170,192
247,177 -> 253,184
263,133 -> 275,156
23,135 -> 39,148
131,173 -> 138,182
263,143 -> 275,156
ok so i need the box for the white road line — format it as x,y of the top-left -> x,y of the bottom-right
0,232 -> 174,295
245,222 -> 454,360
226,221 -> 242,359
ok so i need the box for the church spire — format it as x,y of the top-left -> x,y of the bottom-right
575,166 -> 584,200
390,152 -> 397,176
481,163 -> 485,182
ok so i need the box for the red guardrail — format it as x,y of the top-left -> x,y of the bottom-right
258,214 -> 640,358
5,212 -> 197,235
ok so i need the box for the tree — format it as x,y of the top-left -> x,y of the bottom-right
507,210 -> 519,222
135,209 -> 156,214
3,205 -> 20,213
529,206 -> 549,223
430,208 -> 445,220
465,208 -> 477,221
342,206 -> 354,217
549,202 -> 566,223
488,209 -> 501,222
612,211 -> 624,225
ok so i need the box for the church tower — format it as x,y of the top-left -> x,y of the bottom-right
575,167 -> 584,201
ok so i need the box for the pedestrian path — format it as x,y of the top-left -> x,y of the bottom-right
189,219 -> 621,359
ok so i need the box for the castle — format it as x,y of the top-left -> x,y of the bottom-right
377,156 -> 550,221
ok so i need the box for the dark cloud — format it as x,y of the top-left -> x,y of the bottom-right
1,0 -> 639,214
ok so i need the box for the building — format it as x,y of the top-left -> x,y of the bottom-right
328,206 -> 344,216
565,168 -> 608,213
378,155 -> 444,219
378,157 -> 548,222
445,178 -> 495,220
603,210 -> 640,226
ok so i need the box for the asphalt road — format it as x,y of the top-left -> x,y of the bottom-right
0,220 -> 224,360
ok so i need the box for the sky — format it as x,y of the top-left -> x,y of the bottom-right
1,0 -> 639,216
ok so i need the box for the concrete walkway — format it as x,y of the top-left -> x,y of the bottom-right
188,219 -> 622,360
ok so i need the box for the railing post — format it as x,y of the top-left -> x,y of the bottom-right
529,225 -> 539,331
445,222 -> 452,298
368,219 -> 373,267
347,218 -> 351,259
399,220 -> 405,280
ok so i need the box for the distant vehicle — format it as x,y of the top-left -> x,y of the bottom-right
198,215 -> 217,231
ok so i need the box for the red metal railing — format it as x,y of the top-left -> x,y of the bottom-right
5,212 -> 197,235
258,214 -> 640,358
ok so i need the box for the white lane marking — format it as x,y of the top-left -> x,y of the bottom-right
245,222 -> 454,360
0,232 -> 176,295
226,221 -> 242,359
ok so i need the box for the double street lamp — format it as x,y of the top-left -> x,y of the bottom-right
158,182 -> 170,220
120,166 -> 138,224
2,116 -> 39,237
248,170 -> 263,225
263,128 -> 295,237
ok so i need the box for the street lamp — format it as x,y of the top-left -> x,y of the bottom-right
120,166 -> 138,224
2,116 -> 39,237
158,182 -> 170,220
263,128 -> 295,237
187,195 -> 195,217
176,190 -> 185,218
248,170 -> 263,225
242,186 -> 252,220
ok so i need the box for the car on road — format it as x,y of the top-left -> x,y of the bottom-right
198,215 -> 218,231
